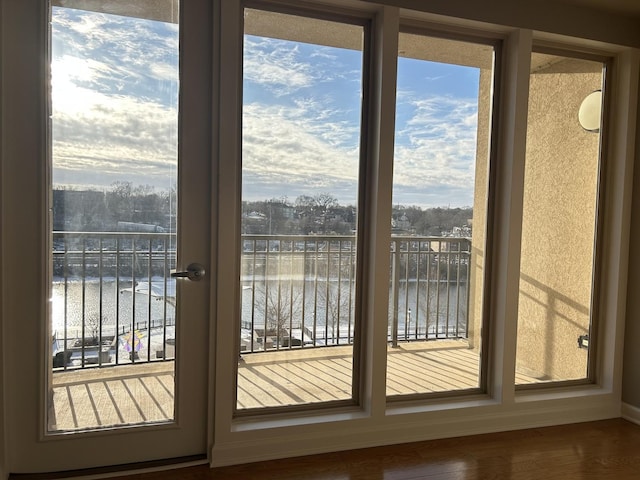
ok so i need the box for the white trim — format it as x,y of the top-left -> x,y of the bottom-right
489,27 -> 532,405
388,0 -> 640,48
208,0 -> 222,467
213,0 -> 244,451
596,47 -> 640,397
211,395 -> 620,466
364,4 -> 399,419
622,402 -> 640,425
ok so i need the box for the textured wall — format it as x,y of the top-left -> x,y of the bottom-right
516,57 -> 602,381
469,68 -> 492,353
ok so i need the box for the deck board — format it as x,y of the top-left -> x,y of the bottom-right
50,342 -> 540,431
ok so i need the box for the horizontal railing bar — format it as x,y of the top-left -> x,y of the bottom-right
53,232 -> 471,368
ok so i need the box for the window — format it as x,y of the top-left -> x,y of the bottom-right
49,2 -> 180,431
2,0 -> 634,472
386,30 -> 496,398
209,0 -> 631,465
515,51 -> 606,386
237,6 -> 366,411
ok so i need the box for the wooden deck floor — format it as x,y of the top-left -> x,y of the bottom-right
50,341 -> 539,431
49,362 -> 175,431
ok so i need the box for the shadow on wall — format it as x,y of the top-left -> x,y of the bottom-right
517,272 -> 590,382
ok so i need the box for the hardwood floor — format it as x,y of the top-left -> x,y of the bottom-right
113,418 -> 640,479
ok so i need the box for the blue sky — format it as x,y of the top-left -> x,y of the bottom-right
51,7 -> 179,191
52,7 -> 481,208
393,58 -> 480,208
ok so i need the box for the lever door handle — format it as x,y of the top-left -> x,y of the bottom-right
171,263 -> 206,281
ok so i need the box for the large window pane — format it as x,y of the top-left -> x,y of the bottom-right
386,32 -> 495,398
237,9 -> 364,411
516,52 -> 604,385
49,2 -> 179,432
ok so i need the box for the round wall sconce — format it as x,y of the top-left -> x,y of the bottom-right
578,90 -> 602,132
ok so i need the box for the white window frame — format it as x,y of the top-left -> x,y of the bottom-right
211,0 -> 637,467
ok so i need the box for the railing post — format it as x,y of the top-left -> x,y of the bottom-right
391,239 -> 399,348
465,238 -> 471,338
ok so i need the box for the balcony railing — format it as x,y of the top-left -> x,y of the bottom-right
52,232 -> 471,370
52,231 -> 177,370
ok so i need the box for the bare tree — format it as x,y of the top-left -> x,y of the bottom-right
316,280 -> 353,344
85,314 -> 101,345
256,280 -> 304,348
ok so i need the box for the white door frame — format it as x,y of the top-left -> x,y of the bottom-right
0,0 -> 216,474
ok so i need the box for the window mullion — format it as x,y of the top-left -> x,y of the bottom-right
488,28 -> 532,405
359,5 -> 399,416
215,0 -> 244,441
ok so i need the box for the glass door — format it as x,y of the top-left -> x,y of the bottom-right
49,1 -> 182,432
3,0 -> 214,473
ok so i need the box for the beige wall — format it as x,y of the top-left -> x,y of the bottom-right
469,68 -> 492,352
470,58 -> 602,382
622,91 -> 640,407
516,57 -> 601,381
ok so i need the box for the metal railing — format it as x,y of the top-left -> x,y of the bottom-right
52,232 -> 471,369
52,231 -> 177,370
240,235 -> 357,353
389,236 -> 471,347
240,234 -> 471,353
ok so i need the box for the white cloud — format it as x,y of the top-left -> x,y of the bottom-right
50,7 -> 478,209
392,96 -> 479,207
244,38 -> 315,95
52,9 -> 178,100
52,87 -> 178,188
242,101 -> 360,203
51,9 -> 179,189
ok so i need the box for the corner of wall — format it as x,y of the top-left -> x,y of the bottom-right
0,0 -> 6,475
622,402 -> 640,425
621,49 -> 640,410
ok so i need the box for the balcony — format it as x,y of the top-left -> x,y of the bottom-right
50,231 -> 492,430
53,340 -> 544,430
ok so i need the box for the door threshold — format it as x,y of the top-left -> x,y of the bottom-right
8,455 -> 208,480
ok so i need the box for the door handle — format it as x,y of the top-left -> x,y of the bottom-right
171,263 -> 206,281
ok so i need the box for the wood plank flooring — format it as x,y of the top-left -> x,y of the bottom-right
50,363 -> 175,431
110,418 -> 640,479
51,341 -> 540,431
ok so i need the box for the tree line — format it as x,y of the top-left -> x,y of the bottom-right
53,182 -> 176,232
243,194 -> 472,236
53,184 -> 472,236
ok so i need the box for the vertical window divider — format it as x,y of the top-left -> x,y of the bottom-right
594,48 -> 639,395
359,5 -> 399,417
215,0 -> 244,439
488,28 -> 532,405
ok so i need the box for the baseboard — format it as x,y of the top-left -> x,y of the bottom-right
622,402 -> 640,425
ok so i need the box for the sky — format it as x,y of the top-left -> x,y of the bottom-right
51,7 -> 482,209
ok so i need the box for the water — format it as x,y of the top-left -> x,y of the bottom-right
240,280 -> 469,345
51,277 -> 175,338
52,277 -> 467,346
